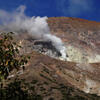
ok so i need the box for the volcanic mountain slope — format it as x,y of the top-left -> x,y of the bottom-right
6,51 -> 100,100
16,17 -> 100,63
1,17 -> 100,100
47,17 -> 100,49
47,17 -> 100,63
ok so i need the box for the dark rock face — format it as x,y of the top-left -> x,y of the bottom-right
33,40 -> 62,57
19,38 -> 63,59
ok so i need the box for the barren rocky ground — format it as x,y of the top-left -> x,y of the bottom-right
47,17 -> 100,63
1,17 -> 100,100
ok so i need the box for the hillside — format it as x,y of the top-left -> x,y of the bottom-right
1,17 -> 100,100
47,17 -> 100,63
4,51 -> 100,100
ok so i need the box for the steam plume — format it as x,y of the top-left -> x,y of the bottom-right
0,5 -> 67,60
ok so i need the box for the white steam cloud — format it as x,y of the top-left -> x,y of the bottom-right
0,5 -> 67,60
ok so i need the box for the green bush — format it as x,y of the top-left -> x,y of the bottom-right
0,32 -> 29,82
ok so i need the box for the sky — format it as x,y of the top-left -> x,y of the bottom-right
0,0 -> 100,22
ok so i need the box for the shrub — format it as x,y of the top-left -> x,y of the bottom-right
0,32 -> 29,82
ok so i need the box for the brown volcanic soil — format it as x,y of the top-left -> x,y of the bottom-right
47,17 -> 100,54
1,17 -> 100,99
6,51 -> 100,100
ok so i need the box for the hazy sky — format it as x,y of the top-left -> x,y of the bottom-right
0,0 -> 100,21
